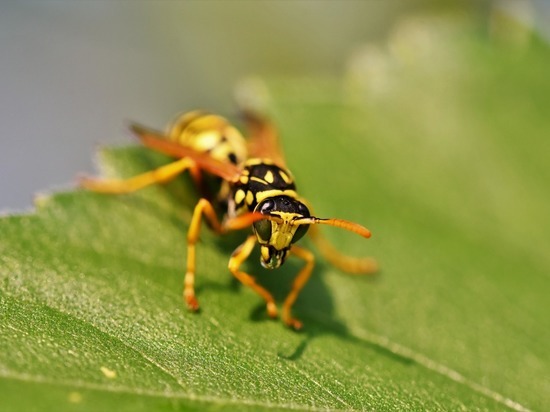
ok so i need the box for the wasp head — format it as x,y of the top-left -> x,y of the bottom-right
252,196 -> 310,269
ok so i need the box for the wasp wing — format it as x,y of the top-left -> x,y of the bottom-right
241,111 -> 287,168
130,123 -> 241,182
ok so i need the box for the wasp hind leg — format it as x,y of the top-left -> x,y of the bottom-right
228,235 -> 278,321
80,157 -> 201,194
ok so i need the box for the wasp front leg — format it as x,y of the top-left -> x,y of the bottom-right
184,198 -> 225,311
185,204 -> 265,311
228,235 -> 278,320
282,245 -> 315,330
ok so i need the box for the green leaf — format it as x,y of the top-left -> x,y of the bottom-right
2,17 -> 549,411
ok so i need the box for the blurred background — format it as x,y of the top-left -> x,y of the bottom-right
0,0 -> 548,211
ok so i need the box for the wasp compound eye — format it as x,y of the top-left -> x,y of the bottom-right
253,219 -> 272,243
296,202 -> 310,218
292,224 -> 309,243
291,201 -> 310,243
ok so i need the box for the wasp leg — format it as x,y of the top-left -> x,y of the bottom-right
282,245 -> 315,330
185,206 -> 262,313
184,198 -> 224,311
80,157 -> 200,194
228,235 -> 278,320
309,225 -> 378,274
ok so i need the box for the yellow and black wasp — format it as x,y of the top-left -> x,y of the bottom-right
81,110 -> 377,329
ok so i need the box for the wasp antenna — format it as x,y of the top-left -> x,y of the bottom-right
223,212 -> 265,231
294,217 -> 371,238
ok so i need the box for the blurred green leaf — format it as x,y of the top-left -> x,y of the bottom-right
1,16 -> 549,411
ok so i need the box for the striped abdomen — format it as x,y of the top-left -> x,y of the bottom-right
166,111 -> 248,166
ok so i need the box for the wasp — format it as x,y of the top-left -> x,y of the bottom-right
81,110 -> 377,329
